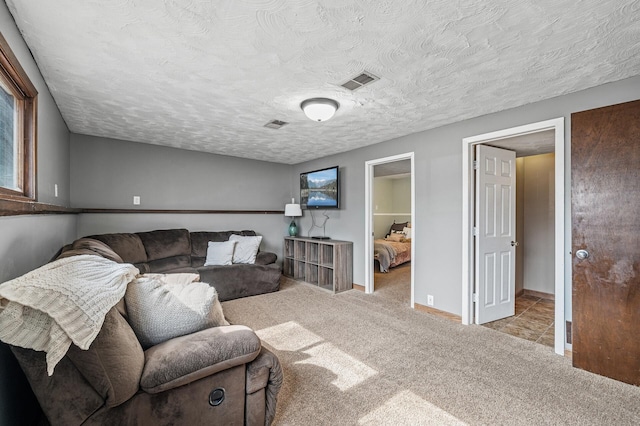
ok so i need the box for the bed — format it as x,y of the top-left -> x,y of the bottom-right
374,222 -> 412,272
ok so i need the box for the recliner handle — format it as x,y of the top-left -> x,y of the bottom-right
209,387 -> 225,406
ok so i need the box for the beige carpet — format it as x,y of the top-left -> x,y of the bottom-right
373,261 -> 411,305
222,278 -> 640,425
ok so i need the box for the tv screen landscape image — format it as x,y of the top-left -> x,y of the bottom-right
300,166 -> 339,209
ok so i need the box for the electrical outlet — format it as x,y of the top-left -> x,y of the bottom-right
427,295 -> 434,306
133,196 -> 141,205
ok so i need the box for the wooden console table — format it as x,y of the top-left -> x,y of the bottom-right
283,237 -> 353,293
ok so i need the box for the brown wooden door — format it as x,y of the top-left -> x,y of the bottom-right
571,99 -> 640,386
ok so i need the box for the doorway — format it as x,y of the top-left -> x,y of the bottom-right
365,153 -> 415,307
461,118 -> 566,356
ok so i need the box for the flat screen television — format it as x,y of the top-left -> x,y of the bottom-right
300,166 -> 339,209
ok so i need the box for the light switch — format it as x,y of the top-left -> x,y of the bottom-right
133,196 -> 141,205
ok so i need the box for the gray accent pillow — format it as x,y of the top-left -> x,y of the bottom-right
124,274 -> 229,348
204,241 -> 237,266
229,234 -> 262,264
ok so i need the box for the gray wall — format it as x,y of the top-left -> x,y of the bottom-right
515,158 -> 525,294
373,177 -> 393,239
292,76 -> 640,321
373,176 -> 411,239
1,2 -> 75,424
522,153 -> 555,295
70,134 -> 292,210
71,134 -> 293,253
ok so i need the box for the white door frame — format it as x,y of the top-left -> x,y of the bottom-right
461,118 -> 565,356
365,152 -> 416,307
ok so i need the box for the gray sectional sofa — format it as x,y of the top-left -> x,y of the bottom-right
59,228 -> 281,301
9,228 -> 284,425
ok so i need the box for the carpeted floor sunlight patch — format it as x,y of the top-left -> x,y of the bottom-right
222,278 -> 640,425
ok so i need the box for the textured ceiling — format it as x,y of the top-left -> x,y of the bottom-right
487,129 -> 555,157
6,0 -> 640,164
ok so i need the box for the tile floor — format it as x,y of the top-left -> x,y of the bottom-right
482,295 -> 555,348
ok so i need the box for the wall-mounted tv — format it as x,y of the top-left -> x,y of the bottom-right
300,166 -> 339,209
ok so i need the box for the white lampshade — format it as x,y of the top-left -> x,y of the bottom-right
301,98 -> 339,122
285,203 -> 302,217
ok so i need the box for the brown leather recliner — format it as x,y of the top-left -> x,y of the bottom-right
11,306 -> 282,425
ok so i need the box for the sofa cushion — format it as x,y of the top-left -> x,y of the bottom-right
136,229 -> 191,261
124,274 -> 229,348
197,263 -> 281,302
255,251 -> 277,265
141,325 -> 261,393
136,229 -> 191,272
204,240 -> 237,266
146,254 -> 193,273
66,307 -> 144,408
229,234 -> 262,264
89,233 -> 148,264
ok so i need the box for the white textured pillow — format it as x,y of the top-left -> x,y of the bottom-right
124,275 -> 229,348
229,234 -> 262,264
143,272 -> 200,284
204,241 -> 237,266
386,233 -> 405,242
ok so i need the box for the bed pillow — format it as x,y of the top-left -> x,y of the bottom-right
124,274 -> 229,348
204,241 -> 237,266
402,227 -> 412,237
386,233 -> 405,242
229,234 -> 262,264
388,222 -> 409,236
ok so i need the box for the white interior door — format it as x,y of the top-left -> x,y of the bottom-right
475,145 -> 516,324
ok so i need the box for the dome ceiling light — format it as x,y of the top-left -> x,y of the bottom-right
300,98 -> 339,122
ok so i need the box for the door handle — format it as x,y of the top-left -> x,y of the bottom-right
576,249 -> 589,260
511,241 -> 519,247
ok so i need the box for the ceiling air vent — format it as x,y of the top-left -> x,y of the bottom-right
340,71 -> 379,91
264,119 -> 288,129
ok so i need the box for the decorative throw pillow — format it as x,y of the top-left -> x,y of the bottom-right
124,275 -> 229,348
386,233 -> 405,242
228,234 -> 262,264
388,222 -> 409,234
402,227 -> 412,237
386,222 -> 409,238
204,241 -> 237,266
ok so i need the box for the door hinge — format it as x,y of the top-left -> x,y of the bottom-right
472,293 -> 478,303
473,160 -> 478,170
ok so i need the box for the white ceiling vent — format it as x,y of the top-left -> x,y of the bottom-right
264,119 -> 288,129
340,71 -> 379,91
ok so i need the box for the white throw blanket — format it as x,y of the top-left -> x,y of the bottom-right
0,255 -> 138,375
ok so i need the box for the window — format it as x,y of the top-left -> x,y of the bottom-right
0,32 -> 37,201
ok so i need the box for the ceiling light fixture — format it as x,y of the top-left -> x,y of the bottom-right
301,98 -> 339,122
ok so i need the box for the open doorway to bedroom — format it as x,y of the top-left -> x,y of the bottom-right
365,153 -> 415,307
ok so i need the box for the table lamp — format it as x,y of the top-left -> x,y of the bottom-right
284,198 -> 302,236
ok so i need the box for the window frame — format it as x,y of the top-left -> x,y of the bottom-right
0,32 -> 37,202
